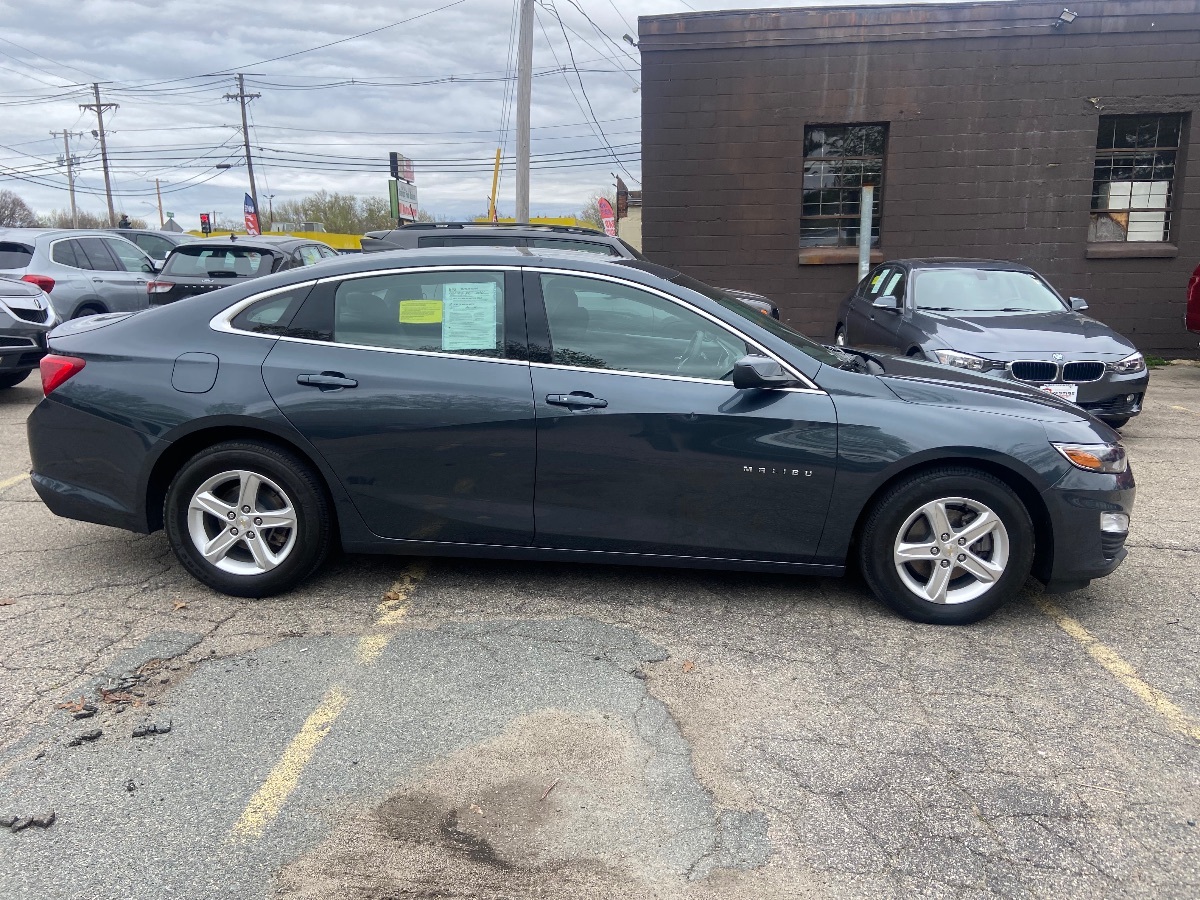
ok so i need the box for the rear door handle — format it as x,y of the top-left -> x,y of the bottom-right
297,372 -> 358,390
546,392 -> 607,409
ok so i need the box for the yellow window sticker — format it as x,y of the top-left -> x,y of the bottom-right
869,273 -> 884,291
398,300 -> 442,323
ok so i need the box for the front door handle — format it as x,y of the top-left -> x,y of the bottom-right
546,392 -> 607,409
297,372 -> 358,391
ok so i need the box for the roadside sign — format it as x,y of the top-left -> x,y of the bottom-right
598,197 -> 616,236
243,193 -> 261,236
389,152 -> 416,184
389,179 -> 419,221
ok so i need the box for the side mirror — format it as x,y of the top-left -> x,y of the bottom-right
1070,297 -> 1089,311
141,261 -> 159,274
872,294 -> 901,312
732,355 -> 795,390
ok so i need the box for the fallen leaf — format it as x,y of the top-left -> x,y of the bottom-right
469,803 -> 485,816
383,590 -> 400,602
682,660 -> 695,673
172,600 -> 189,611
0,598 -> 14,606
56,696 -> 89,713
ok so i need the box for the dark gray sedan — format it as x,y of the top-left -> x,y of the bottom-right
834,259 -> 1149,427
27,249 -> 1134,625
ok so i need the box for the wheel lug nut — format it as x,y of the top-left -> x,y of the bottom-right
930,547 -> 940,555
254,517 -> 262,526
227,511 -> 236,520
940,533 -> 950,541
940,559 -> 950,568
246,531 -> 256,540
958,537 -> 966,545
230,527 -> 238,535
957,553 -> 966,562
241,505 -> 251,513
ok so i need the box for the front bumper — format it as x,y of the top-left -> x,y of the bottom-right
1039,465 -> 1135,592
990,367 -> 1149,421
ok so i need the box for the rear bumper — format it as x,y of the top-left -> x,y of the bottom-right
1039,467 -> 1135,592
27,397 -> 155,533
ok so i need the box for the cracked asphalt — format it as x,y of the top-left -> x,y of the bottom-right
1,364 -> 1198,899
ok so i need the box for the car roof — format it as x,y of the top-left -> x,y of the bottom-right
0,227 -> 140,240
178,236 -> 318,252
891,258 -> 1038,273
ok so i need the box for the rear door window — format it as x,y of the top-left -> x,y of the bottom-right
50,240 -> 84,269
75,237 -> 121,271
328,270 -> 509,358
298,245 -> 324,266
133,233 -> 176,260
0,242 -> 34,269
102,237 -> 153,272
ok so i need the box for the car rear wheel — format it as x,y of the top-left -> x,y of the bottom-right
73,303 -> 106,319
858,467 -> 1034,624
164,440 -> 331,597
0,370 -> 32,389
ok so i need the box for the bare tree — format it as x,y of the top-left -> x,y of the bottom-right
576,190 -> 616,230
39,208 -> 147,229
0,190 -> 38,227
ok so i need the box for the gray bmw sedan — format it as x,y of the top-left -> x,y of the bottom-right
27,249 -> 1134,625
834,259 -> 1149,427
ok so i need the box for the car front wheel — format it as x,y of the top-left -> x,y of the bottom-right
859,468 -> 1034,624
164,440 -> 332,597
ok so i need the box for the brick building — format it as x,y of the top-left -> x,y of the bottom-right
639,0 -> 1200,355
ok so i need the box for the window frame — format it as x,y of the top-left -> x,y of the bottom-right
1089,113 -> 1186,246
101,236 -> 154,273
213,266 -> 530,366
800,122 -> 889,251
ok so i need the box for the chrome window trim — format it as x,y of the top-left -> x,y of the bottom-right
47,237 -> 88,271
210,264 -> 824,392
524,266 -> 823,392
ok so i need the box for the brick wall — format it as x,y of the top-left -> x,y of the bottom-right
640,0 -> 1200,356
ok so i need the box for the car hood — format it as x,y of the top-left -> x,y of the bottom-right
914,308 -> 1137,360
871,353 -> 1103,426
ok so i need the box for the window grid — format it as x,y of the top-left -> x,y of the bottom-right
1089,114 -> 1184,244
801,123 -> 887,249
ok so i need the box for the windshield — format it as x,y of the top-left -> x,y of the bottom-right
668,271 -> 843,366
162,246 -> 274,278
912,268 -> 1066,313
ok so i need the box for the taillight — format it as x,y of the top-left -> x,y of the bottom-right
21,274 -> 55,293
147,280 -> 174,294
39,355 -> 86,396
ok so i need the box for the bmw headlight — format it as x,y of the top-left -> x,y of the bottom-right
1107,352 -> 1146,375
933,349 -> 992,372
1052,442 -> 1128,474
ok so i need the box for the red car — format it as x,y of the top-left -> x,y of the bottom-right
1188,262 -> 1200,335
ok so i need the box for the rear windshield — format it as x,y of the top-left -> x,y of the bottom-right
0,242 -> 33,269
162,246 -> 275,278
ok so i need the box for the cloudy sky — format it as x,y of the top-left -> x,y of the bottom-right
1,0 -> 979,227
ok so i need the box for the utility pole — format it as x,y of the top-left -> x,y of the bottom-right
51,129 -> 84,227
155,178 -> 164,227
79,84 -> 118,226
224,74 -> 261,218
515,0 -> 534,222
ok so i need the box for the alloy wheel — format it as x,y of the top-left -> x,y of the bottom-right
892,496 -> 1010,605
186,469 -> 298,576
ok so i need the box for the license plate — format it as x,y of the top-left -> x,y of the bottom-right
1041,383 -> 1078,403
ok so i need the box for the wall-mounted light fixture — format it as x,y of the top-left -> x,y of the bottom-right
622,33 -> 638,47
1053,8 -> 1078,28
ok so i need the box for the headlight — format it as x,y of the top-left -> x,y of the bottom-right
1107,352 -> 1145,375
933,349 -> 993,372
1052,442 -> 1128,474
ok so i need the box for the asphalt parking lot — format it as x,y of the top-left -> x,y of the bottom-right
1,364 -> 1198,900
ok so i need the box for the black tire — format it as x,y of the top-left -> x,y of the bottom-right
164,440 -> 332,597
0,370 -> 32,389
858,467 -> 1034,625
73,304 -> 106,319
1099,416 -> 1130,429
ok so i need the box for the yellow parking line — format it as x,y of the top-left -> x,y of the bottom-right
230,562 -> 429,840
1170,405 -> 1196,416
356,561 -> 429,663
1035,597 -> 1200,742
0,473 -> 30,490
230,685 -> 349,840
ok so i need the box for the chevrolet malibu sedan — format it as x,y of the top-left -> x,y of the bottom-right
27,249 -> 1134,624
834,259 -> 1149,428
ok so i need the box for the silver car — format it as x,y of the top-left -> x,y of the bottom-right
0,228 -> 158,320
0,276 -> 57,389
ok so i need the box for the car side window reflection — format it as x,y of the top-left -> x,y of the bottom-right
865,267 -> 892,297
331,271 -> 507,358
540,274 -> 748,381
230,286 -> 313,335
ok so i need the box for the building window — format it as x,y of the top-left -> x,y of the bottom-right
1090,114 -> 1184,243
800,124 -> 886,248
